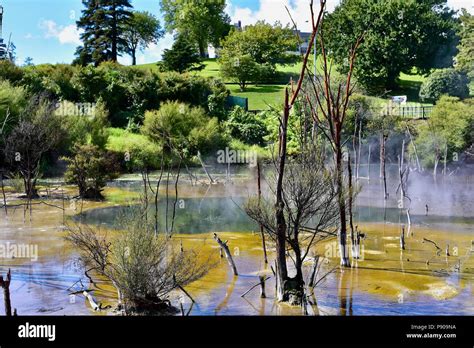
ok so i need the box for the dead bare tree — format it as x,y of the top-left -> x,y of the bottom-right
245,148 -> 339,304
263,0 -> 326,302
302,20 -> 364,267
3,99 -> 62,201
257,161 -> 268,264
65,206 -> 213,315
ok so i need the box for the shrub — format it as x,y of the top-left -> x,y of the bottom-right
0,80 -> 27,136
226,106 -> 268,145
0,60 -> 24,85
107,128 -> 162,171
22,64 -> 79,101
63,143 -> 121,200
414,96 -> 474,169
219,54 -> 262,91
65,206 -> 213,314
420,69 -> 470,103
142,101 -> 226,157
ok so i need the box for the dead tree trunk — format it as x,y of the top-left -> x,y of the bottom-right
197,151 -> 215,184
275,89 -> 290,300
380,133 -> 388,200
0,170 -> 7,215
367,144 -> 371,181
214,233 -> 238,276
400,226 -> 406,251
406,125 -> 422,172
257,161 -> 268,264
259,276 -> 266,298
308,255 -> 320,287
348,155 -> 356,260
0,269 -> 12,316
336,142 -> 350,267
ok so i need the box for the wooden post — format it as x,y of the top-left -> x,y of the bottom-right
0,269 -> 12,316
213,233 -> 238,276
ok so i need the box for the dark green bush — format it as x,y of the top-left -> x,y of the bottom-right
0,60 -> 24,85
226,106 -> 268,146
420,69 -> 470,103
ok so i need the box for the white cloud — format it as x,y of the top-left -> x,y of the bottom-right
227,0 -> 340,32
227,0 -> 473,32
448,0 -> 473,13
39,20 -> 81,45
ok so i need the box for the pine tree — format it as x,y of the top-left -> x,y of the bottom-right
160,34 -> 203,73
76,0 -> 133,65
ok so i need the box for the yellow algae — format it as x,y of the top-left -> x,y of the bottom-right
423,282 -> 459,300
1,183 -> 473,315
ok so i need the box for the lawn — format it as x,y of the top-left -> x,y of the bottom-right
134,59 -> 431,110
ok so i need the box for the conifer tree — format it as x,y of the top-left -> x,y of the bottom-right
75,0 -> 133,65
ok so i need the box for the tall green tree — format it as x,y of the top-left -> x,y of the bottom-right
218,21 -> 299,86
121,11 -> 164,66
76,0 -> 133,65
326,0 -> 458,92
160,0 -> 230,57
160,34 -> 204,73
220,21 -> 299,68
456,9 -> 474,81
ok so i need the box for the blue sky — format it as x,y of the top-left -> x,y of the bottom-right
1,0 -> 472,66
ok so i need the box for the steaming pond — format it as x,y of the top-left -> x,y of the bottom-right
0,168 -> 473,316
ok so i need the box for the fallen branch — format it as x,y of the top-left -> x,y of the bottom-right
83,291 -> 101,311
310,266 -> 338,289
423,238 -> 442,256
240,276 -> 271,298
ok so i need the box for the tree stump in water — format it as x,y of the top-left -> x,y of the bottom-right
213,233 -> 238,276
259,276 -> 266,298
0,269 -> 12,316
400,226 -> 406,251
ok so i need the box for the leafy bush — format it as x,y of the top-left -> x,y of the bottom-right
107,127 -> 162,170
142,101 -> 226,157
219,54 -> 262,91
22,64 -> 79,101
420,69 -> 470,103
66,206 -> 212,314
0,80 -> 27,136
0,60 -> 24,85
64,143 -> 121,200
226,106 -> 268,145
414,96 -> 474,168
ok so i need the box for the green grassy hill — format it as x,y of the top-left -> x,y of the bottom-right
135,58 -> 430,110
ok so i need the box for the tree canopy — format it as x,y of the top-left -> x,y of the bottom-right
325,0 -> 458,92
160,0 -> 230,57
455,9 -> 474,80
160,34 -> 204,73
121,11 -> 164,66
75,0 -> 133,65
